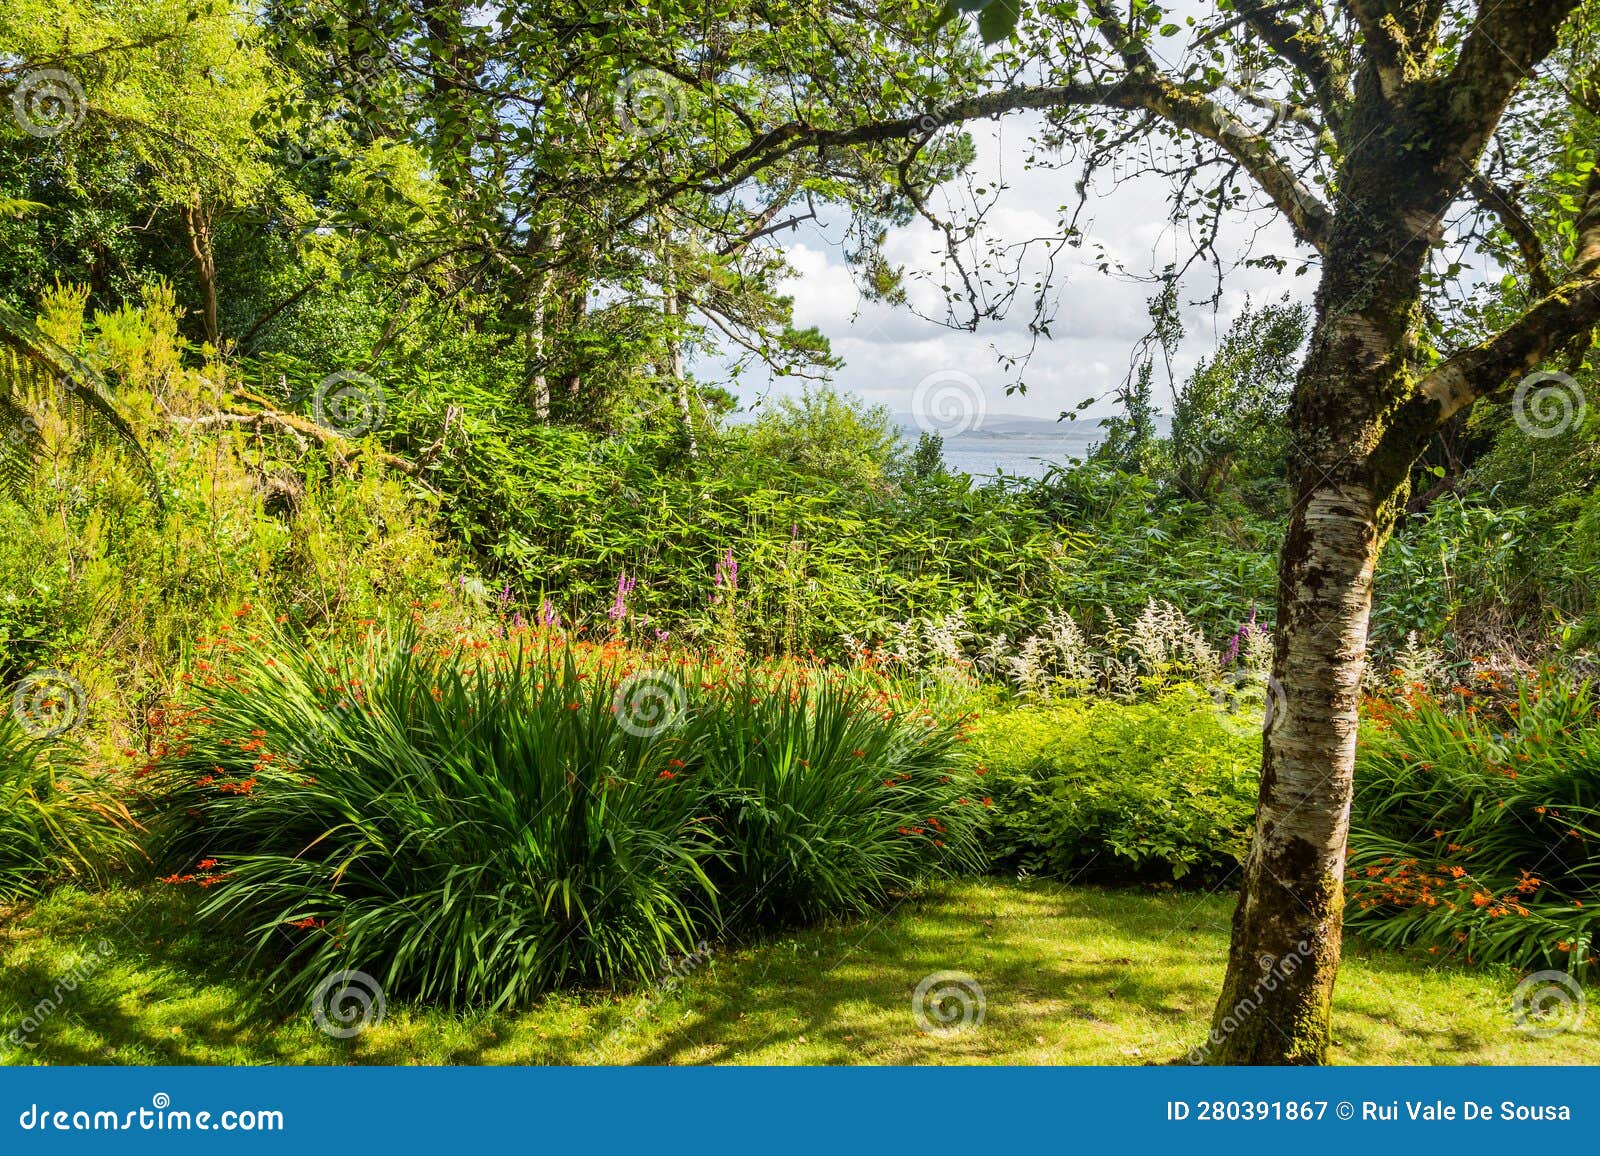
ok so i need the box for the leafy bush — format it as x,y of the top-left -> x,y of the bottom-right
0,284 -> 461,753
973,690 -> 1261,882
0,713 -> 134,900
690,667 -> 985,926
147,623 -> 983,1009
1347,677 -> 1600,973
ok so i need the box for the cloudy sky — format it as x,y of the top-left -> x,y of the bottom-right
707,111 -> 1318,425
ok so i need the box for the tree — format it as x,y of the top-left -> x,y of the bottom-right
255,0 -> 888,436
0,0 -> 278,347
1170,297 -> 1309,507
543,0 -> 1600,1062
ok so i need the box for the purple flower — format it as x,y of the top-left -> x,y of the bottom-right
714,548 -> 739,591
539,599 -> 558,628
1223,607 -> 1265,665
609,572 -> 636,620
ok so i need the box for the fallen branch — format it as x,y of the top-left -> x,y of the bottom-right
172,396 -> 436,492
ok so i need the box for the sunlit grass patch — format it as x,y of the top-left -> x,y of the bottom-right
4,878 -> 1596,1066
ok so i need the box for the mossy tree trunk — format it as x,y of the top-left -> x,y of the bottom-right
1205,19 -> 1600,1057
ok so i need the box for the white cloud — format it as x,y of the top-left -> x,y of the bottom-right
698,112 -> 1316,422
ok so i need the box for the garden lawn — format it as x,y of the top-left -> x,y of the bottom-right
2,877 -> 1594,1066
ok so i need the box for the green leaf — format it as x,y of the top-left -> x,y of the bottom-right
977,0 -> 1022,42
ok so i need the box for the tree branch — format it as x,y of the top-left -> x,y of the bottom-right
652,79 -> 1335,253
1414,158 -> 1600,419
1465,173 -> 1554,296
1434,0 -> 1584,171
1233,0 -> 1350,127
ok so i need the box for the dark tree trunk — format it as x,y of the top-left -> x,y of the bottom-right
184,201 -> 221,349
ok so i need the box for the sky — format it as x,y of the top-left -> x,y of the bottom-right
706,110 -> 1319,426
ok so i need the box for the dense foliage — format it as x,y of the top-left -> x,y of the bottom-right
0,712 -> 132,901
145,623 -> 984,1008
974,692 -> 1261,883
1347,676 -> 1600,974
2,0 -> 1599,1037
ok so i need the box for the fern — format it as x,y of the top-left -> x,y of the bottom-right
0,299 -> 163,508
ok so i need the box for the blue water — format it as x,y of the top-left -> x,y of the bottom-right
897,419 -> 1109,479
937,430 -> 1102,478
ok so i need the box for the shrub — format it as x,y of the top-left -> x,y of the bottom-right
690,667 -> 985,926
973,690 -> 1261,882
0,712 -> 134,901
147,622 -> 983,1009
0,283 -> 462,755
148,629 -> 716,1010
1347,677 -> 1600,973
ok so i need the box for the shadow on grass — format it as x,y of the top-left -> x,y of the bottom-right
0,883 -> 301,1065
0,877 -> 1577,1066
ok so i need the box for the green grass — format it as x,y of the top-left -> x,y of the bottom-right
3,877 -> 1596,1065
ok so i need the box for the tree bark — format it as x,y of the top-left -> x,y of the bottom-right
656,221 -> 699,459
1205,476 -> 1379,1063
525,223 -> 556,421
662,283 -> 698,458
1207,163 -> 1433,1061
183,199 -> 221,349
